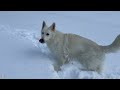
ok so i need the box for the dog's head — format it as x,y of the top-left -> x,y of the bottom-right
39,21 -> 56,44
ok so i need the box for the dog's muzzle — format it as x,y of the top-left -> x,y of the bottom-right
39,38 -> 45,43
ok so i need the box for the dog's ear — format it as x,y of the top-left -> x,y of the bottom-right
50,22 -> 55,32
42,21 -> 46,29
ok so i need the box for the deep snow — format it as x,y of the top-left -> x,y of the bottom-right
0,11 -> 120,79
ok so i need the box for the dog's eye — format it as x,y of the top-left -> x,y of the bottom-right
42,32 -> 44,34
46,33 -> 49,36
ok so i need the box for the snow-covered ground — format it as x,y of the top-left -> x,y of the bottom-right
0,11 -> 120,79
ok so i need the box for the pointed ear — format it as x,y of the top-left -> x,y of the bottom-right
50,22 -> 55,32
42,21 -> 46,29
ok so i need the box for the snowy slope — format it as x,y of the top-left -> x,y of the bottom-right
0,11 -> 120,79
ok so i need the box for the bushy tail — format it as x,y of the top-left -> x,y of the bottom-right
100,35 -> 120,53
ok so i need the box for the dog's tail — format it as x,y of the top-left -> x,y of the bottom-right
100,34 -> 120,53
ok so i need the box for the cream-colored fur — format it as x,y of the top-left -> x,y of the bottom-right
39,21 -> 120,73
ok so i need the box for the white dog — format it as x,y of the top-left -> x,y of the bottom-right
39,21 -> 120,73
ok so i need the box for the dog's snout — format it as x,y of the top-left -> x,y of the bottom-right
39,39 -> 45,43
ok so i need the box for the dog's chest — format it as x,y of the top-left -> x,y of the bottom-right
47,40 -> 63,56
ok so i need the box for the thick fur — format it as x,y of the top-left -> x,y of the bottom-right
39,21 -> 120,73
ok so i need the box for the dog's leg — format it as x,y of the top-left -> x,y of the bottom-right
53,63 -> 61,72
53,57 -> 67,72
80,66 -> 103,74
96,64 -> 103,74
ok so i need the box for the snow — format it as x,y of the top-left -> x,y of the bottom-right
0,11 -> 120,79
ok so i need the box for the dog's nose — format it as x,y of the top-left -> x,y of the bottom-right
39,39 -> 45,43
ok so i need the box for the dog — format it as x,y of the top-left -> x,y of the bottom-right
39,21 -> 120,73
